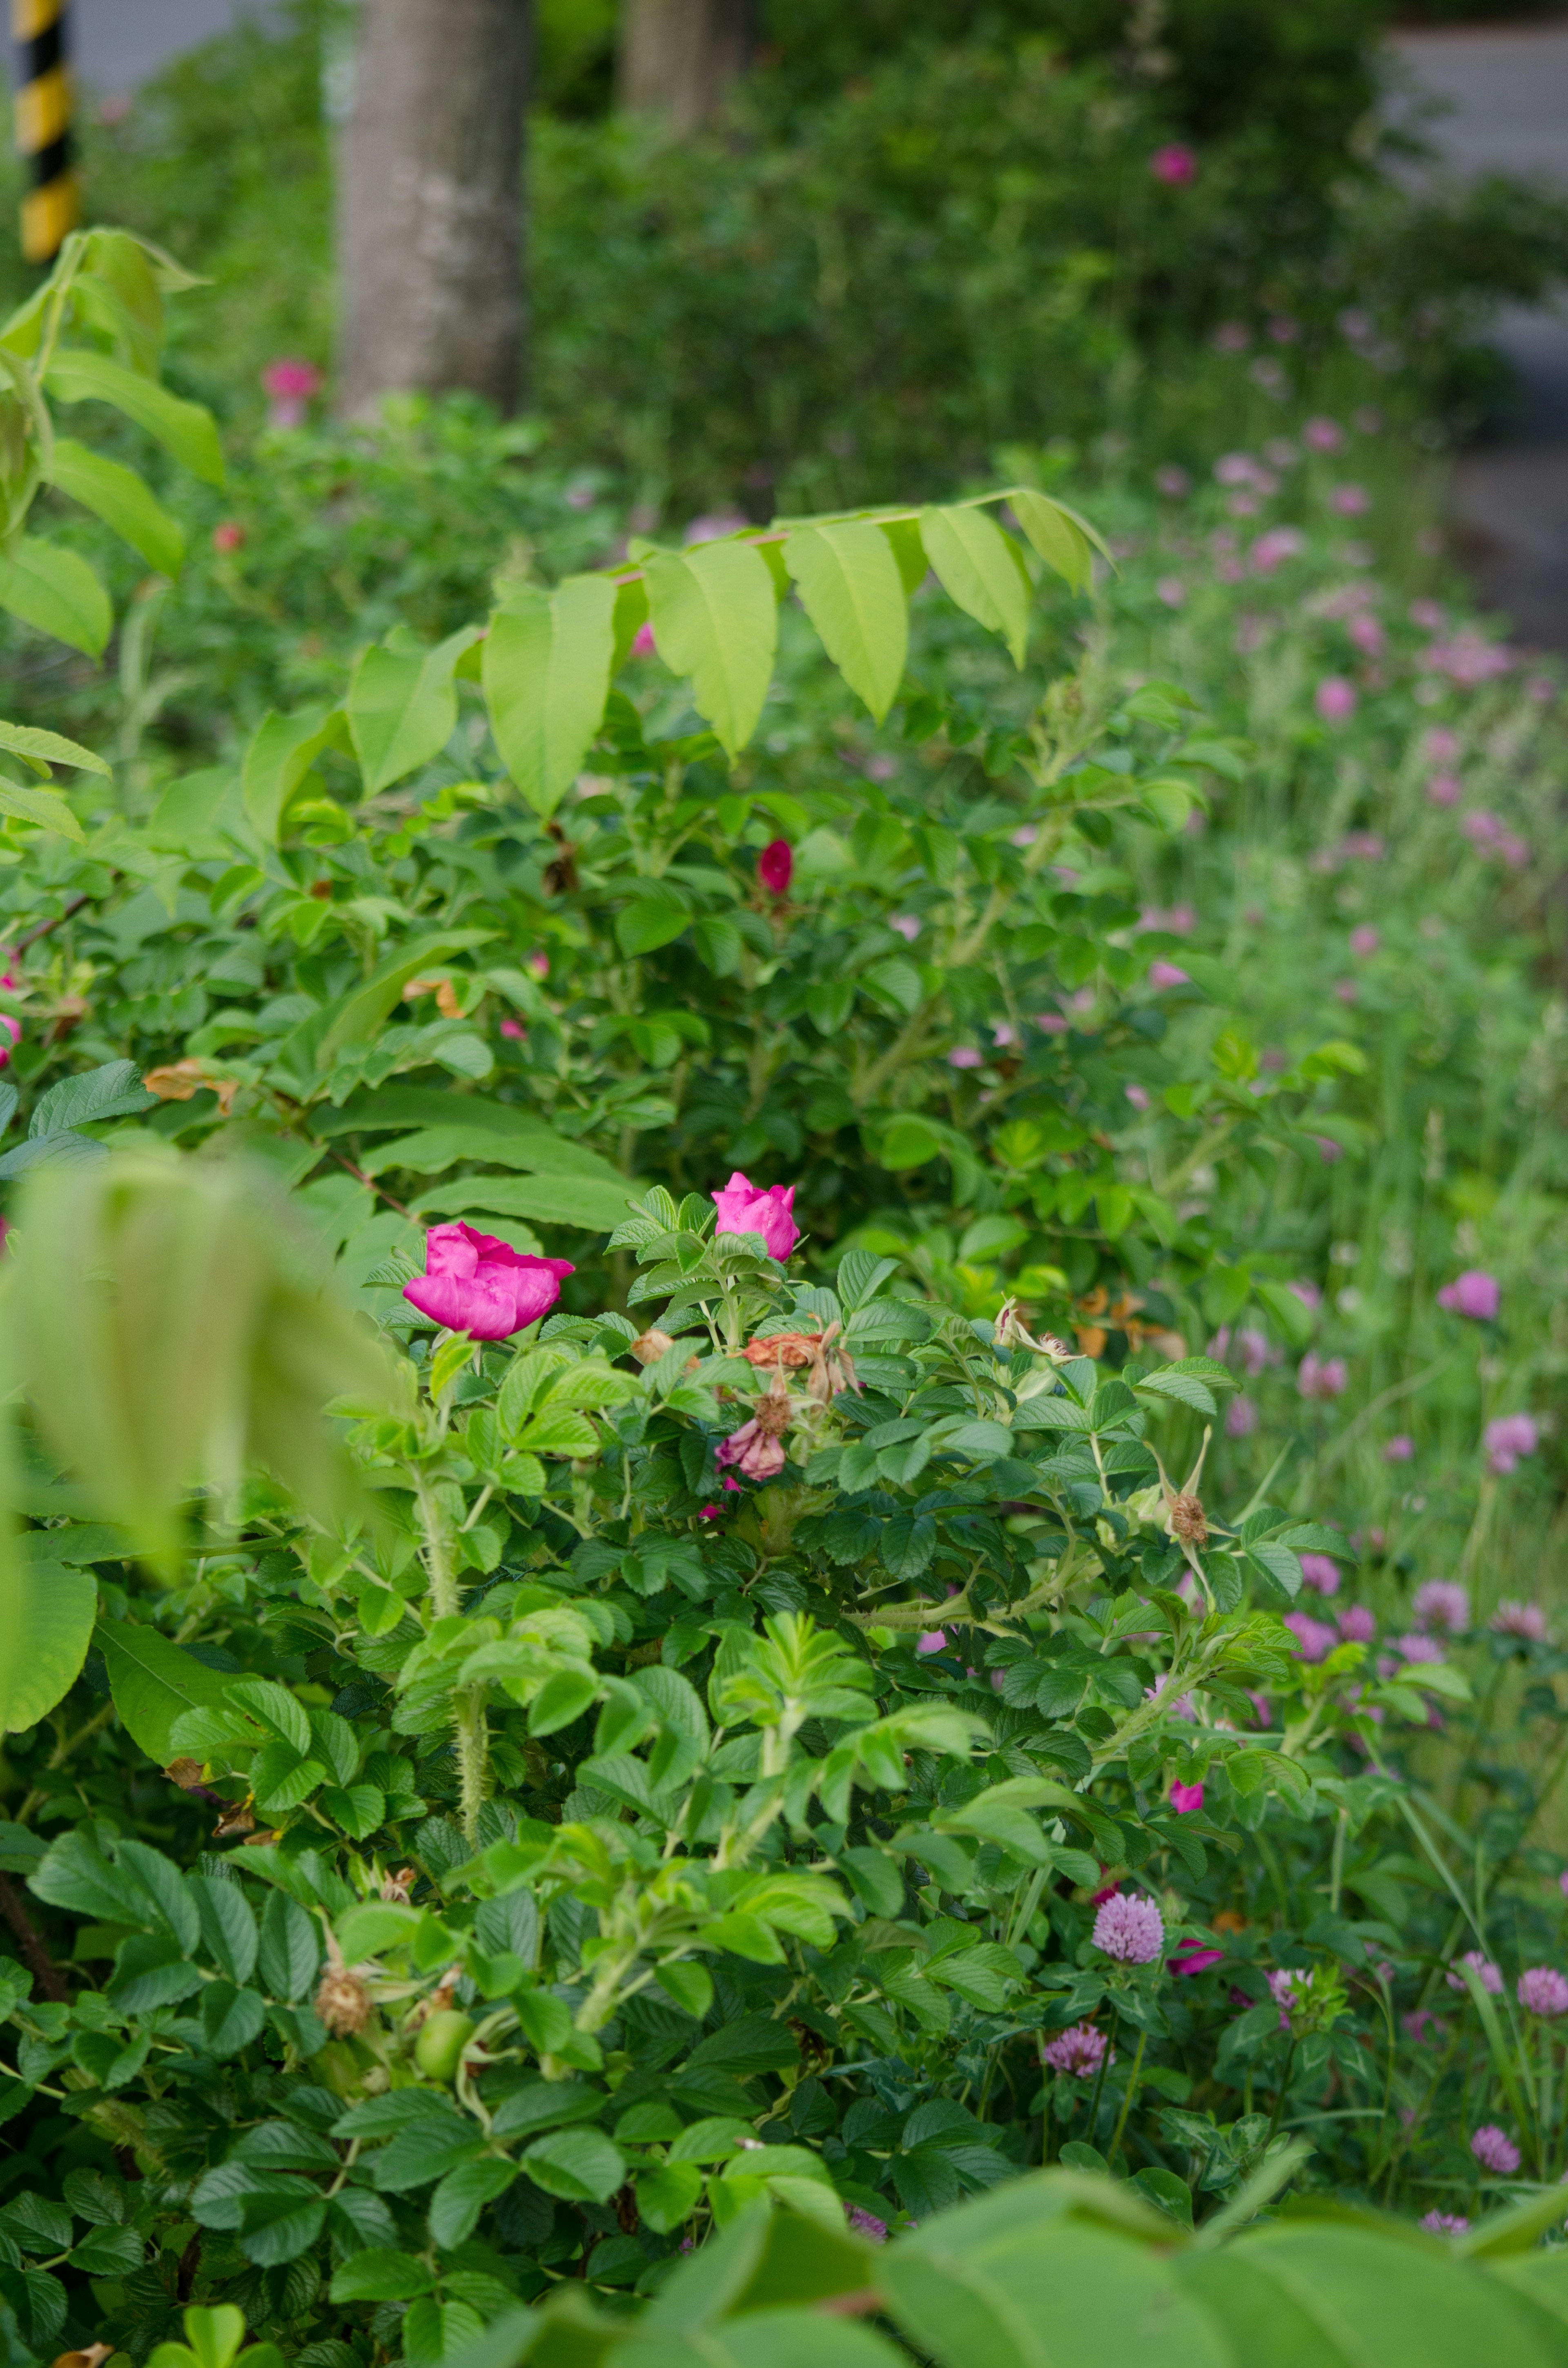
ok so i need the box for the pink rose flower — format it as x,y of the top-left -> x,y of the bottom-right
715,1418 -> 788,1482
1149,959 -> 1190,989
948,1046 -> 983,1068
713,1171 -> 798,1260
757,838 -> 793,896
1169,1780 -> 1204,1814
1170,1940 -> 1223,1976
630,620 -> 657,658
403,1224 -> 573,1340
262,356 -> 322,428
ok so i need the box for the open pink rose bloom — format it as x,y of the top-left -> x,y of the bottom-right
712,1171 -> 799,1260
403,1221 -> 573,1340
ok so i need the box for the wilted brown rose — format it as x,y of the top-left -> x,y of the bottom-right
1167,1492 -> 1208,1548
629,1329 -> 677,1365
315,1967 -> 372,2036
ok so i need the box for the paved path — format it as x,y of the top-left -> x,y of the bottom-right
1388,26 -> 1568,651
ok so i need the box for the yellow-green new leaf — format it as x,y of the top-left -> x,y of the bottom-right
1005,488 -> 1109,593
484,574 -> 617,817
0,538 -> 111,657
51,437 -> 186,577
349,625 -> 482,797
0,777 -> 85,841
783,521 -> 907,722
45,349 -> 225,486
643,538 -> 777,758
920,504 -> 1031,666
0,719 -> 109,776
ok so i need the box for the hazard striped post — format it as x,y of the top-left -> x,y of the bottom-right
12,0 -> 76,266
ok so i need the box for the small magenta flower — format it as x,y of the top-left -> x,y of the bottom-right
1350,925 -> 1379,957
1284,1612 -> 1337,1663
1383,1434 -> 1414,1463
1331,484 -> 1371,517
1149,959 -> 1190,989
1421,2212 -> 1470,2234
916,1630 -> 947,1656
845,2205 -> 887,2241
403,1224 -> 572,1341
1304,416 -> 1345,453
1225,1396 -> 1258,1439
1290,1279 -> 1323,1313
757,838 -> 793,896
499,1016 -> 526,1041
1315,676 -> 1358,723
1298,1353 -> 1347,1400
1447,1951 -> 1503,1996
262,356 -> 322,428
1338,1605 -> 1376,1643
948,1046 -> 983,1069
1170,1940 -> 1223,1976
1492,1601 -> 1547,1641
889,914 -> 920,941
1299,1553 -> 1341,1597
1518,1968 -> 1568,2018
1125,1084 -> 1151,1111
1156,576 -> 1187,609
713,1171 -> 798,1261
1044,2022 -> 1111,2076
1169,1780 -> 1204,1814
1093,1892 -> 1165,1964
1427,772 -> 1461,807
1437,1270 -> 1500,1321
1471,2125 -> 1521,2176
715,1414 -> 788,1482
1267,1968 -> 1301,2029
1155,465 -> 1192,498
1485,1413 -> 1538,1475
1425,725 -> 1461,760
212,520 -> 245,554
1150,143 -> 1198,185
631,620 -> 657,658
1348,612 -> 1385,656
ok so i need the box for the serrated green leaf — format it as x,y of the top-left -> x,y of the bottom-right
644,539 -> 777,757
782,520 -> 907,722
920,504 -> 1031,665
484,574 -> 617,817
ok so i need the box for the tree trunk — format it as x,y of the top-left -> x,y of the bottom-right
618,0 -> 753,134
336,0 -> 531,419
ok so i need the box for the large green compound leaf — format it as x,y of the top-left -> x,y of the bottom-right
50,438 -> 185,577
0,537 -> 111,657
348,624 -> 481,796
782,521 -> 907,722
45,349 -> 225,486
643,538 -> 778,757
919,505 -> 1031,666
0,1551 -> 96,1733
95,1619 -> 240,1765
484,573 -> 617,816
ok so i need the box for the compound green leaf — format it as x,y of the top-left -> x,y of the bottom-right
0,1552 -> 96,1733
349,626 -> 481,797
46,348 -> 225,485
0,778 -> 83,841
0,719 -> 108,776
919,505 -> 1031,665
1005,488 -> 1109,593
96,1619 -> 240,1765
644,539 -> 777,758
782,521 -> 906,722
50,438 -> 185,576
0,538 -> 110,657
484,575 -> 617,817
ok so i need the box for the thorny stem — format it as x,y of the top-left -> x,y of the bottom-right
414,1469 -> 490,1843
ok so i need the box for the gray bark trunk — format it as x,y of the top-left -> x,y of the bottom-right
618,0 -> 752,134
337,0 -> 531,418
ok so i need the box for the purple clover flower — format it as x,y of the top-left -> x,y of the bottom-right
1518,1968 -> 1568,2018
1470,2125 -> 1521,2176
1092,1892 -> 1165,1964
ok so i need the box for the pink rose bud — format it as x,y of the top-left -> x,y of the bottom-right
711,1171 -> 799,1261
757,838 -> 793,896
403,1223 -> 572,1341
212,521 -> 245,554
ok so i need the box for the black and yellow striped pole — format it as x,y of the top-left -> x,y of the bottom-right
12,0 -> 76,265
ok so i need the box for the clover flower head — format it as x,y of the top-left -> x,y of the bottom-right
1413,1580 -> 1470,1635
1043,2021 -> 1111,2076
1092,1892 -> 1165,1964
1447,1951 -> 1503,1996
1471,2124 -> 1521,2176
1519,1968 -> 1568,2018
1492,1601 -> 1548,1641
